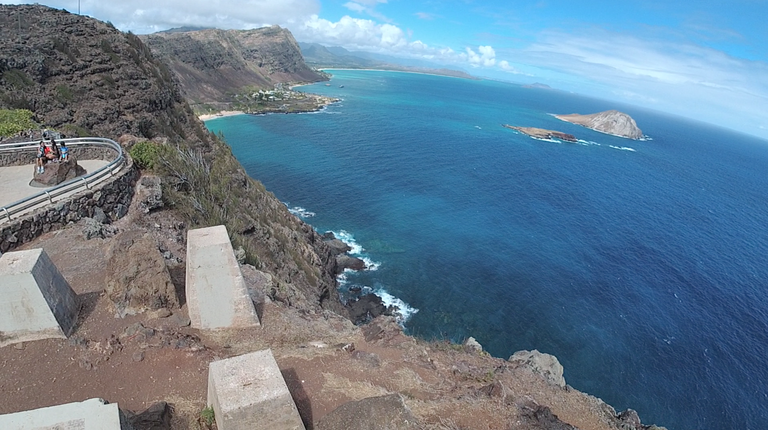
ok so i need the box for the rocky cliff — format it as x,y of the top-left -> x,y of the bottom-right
554,110 -> 644,139
141,27 -> 325,109
0,4 -> 345,317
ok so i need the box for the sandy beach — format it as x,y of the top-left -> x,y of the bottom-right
198,110 -> 245,121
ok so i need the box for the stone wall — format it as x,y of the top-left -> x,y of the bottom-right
0,160 -> 137,253
0,145 -> 119,167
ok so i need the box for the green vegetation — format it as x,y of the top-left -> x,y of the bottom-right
100,39 -> 121,64
199,406 -> 215,428
0,109 -> 37,137
129,141 -> 163,170
52,37 -> 78,63
55,84 -> 75,103
3,69 -> 34,89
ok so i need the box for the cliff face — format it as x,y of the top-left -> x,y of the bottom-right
0,4 -> 344,316
141,27 -> 325,107
555,110 -> 643,139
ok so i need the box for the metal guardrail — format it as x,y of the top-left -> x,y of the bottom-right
0,137 -> 126,223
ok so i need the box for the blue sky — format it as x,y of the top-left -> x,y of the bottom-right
4,0 -> 768,139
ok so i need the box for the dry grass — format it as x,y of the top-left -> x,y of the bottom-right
164,393 -> 207,430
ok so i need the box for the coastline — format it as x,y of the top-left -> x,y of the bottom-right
198,110 -> 245,121
320,67 -> 477,80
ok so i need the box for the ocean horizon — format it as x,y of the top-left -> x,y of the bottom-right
206,69 -> 768,429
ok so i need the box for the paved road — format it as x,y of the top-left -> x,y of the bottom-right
0,160 -> 109,208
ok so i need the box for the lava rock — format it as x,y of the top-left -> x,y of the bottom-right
316,394 -> 418,430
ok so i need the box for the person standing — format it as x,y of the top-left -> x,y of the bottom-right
35,140 -> 45,174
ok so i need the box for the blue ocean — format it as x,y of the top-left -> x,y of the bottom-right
206,70 -> 768,429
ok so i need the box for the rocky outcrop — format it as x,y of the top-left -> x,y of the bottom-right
509,349 -> 566,388
347,293 -> 394,325
141,27 -> 325,107
316,394 -> 419,430
105,231 -> 179,316
554,110 -> 643,139
32,157 -> 86,186
503,125 -> 577,142
517,400 -> 576,429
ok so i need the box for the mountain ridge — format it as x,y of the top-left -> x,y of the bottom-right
141,26 -> 326,110
299,41 -> 477,79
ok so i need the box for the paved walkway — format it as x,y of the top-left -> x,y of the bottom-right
0,160 -> 109,207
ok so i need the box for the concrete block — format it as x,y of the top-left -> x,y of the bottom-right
0,249 -> 78,347
208,349 -> 304,430
186,225 -> 259,330
0,398 -> 121,430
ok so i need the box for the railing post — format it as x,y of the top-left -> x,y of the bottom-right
2,207 -> 10,222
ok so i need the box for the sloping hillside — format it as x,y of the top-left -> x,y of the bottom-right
0,4 -> 345,317
141,27 -> 325,108
0,6 -> 205,143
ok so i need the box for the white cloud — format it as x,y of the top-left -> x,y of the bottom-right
465,45 -> 496,67
514,28 -> 768,138
342,0 -> 391,23
343,2 -> 366,13
4,0 -> 321,33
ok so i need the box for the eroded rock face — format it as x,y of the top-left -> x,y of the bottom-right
32,157 -> 86,186
136,175 -> 163,214
509,349 -> 566,388
141,26 -> 324,105
105,231 -> 178,316
316,393 -> 419,430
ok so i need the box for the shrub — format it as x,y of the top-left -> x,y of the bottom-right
2,69 -> 34,89
55,84 -> 74,102
0,109 -> 37,137
129,141 -> 162,170
199,406 -> 215,428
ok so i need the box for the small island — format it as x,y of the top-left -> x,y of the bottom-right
522,82 -> 552,89
553,110 -> 643,139
503,124 -> 577,142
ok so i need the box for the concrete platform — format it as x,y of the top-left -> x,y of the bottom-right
186,225 -> 259,330
0,398 -> 121,430
208,349 -> 304,430
0,248 -> 78,347
0,160 -> 109,207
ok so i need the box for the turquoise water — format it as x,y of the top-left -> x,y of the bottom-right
206,70 -> 768,429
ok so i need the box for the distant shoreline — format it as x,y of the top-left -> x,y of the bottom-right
319,68 -> 477,80
198,110 -> 245,121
